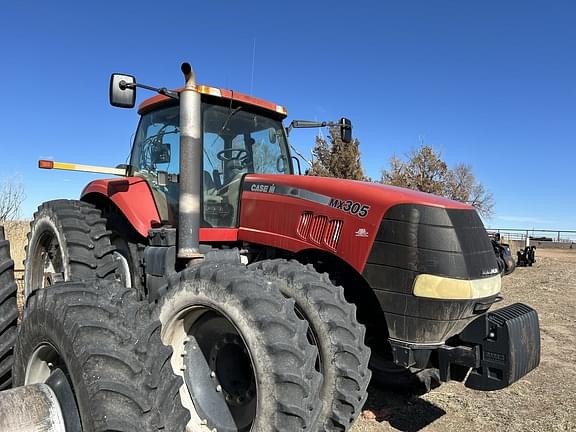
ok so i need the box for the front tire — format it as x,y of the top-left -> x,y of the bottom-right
153,260 -> 323,431
249,259 -> 371,431
24,200 -> 119,298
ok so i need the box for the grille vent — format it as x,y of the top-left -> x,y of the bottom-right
309,215 -> 328,245
297,211 -> 342,251
297,211 -> 313,238
324,219 -> 343,250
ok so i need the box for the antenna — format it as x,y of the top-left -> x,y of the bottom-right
316,117 -> 324,139
250,38 -> 256,94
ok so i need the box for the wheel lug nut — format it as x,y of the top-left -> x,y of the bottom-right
216,385 -> 222,392
210,371 -> 216,378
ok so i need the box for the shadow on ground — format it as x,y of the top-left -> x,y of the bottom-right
362,385 -> 446,431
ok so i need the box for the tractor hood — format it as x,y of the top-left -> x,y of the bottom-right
239,174 -> 478,273
242,173 -> 473,224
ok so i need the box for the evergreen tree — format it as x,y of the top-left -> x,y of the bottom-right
308,128 -> 365,181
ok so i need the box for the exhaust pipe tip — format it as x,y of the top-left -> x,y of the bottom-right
181,62 -> 195,86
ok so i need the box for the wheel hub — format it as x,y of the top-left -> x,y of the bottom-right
181,311 -> 257,432
208,334 -> 255,407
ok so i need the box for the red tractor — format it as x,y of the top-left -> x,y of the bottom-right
16,63 -> 540,431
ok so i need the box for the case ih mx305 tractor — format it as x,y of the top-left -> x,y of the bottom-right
16,63 -> 540,431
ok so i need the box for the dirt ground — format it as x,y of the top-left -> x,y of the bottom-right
352,248 -> 576,432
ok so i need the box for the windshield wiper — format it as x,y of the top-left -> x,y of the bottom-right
218,106 -> 243,135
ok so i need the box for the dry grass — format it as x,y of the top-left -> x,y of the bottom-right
2,220 -> 29,311
1,220 -> 28,271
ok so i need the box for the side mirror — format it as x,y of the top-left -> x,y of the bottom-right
110,73 -> 136,108
340,118 -> 352,143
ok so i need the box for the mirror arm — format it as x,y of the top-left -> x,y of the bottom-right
121,81 -> 180,100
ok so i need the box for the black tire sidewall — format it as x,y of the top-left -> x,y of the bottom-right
14,296 -> 97,431
24,210 -> 71,297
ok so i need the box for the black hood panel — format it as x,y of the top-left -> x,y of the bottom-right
364,204 -> 498,294
362,204 -> 500,344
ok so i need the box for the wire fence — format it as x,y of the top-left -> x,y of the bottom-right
487,228 -> 576,243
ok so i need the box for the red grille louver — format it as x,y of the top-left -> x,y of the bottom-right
297,212 -> 342,251
297,211 -> 313,238
324,219 -> 343,251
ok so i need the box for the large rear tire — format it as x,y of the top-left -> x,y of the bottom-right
152,260 -> 323,432
24,200 -> 119,298
0,227 -> 18,390
249,259 -> 371,432
13,280 -> 190,431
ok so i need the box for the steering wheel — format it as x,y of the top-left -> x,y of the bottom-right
216,149 -> 248,162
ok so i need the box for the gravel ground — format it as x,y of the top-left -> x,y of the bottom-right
352,248 -> 576,432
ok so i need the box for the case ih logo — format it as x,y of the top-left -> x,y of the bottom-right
328,198 -> 370,218
354,228 -> 369,238
250,183 -> 276,193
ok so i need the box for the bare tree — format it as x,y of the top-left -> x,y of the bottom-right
0,177 -> 25,221
381,146 -> 494,217
445,164 -> 494,217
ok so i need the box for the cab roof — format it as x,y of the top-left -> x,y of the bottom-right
138,84 -> 288,118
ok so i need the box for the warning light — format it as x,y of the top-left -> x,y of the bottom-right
38,160 -> 54,169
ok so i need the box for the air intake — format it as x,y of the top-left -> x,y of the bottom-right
297,212 -> 342,251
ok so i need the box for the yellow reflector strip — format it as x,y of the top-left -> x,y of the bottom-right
46,161 -> 127,176
413,274 -> 501,300
197,85 -> 222,97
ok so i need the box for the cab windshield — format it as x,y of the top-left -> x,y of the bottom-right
130,102 -> 290,227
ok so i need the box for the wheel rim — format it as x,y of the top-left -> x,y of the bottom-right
25,343 -> 82,430
29,229 -> 65,290
165,307 -> 257,432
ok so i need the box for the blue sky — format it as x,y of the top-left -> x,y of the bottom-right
1,1 -> 574,231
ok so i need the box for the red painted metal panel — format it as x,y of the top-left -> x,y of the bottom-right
199,228 -> 239,242
238,174 -> 474,272
138,86 -> 287,117
81,177 -> 161,238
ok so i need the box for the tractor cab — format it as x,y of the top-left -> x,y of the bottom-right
132,90 -> 292,227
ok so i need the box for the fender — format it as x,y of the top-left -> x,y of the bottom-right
81,177 -> 161,237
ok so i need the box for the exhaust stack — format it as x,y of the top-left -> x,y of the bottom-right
177,62 -> 203,260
